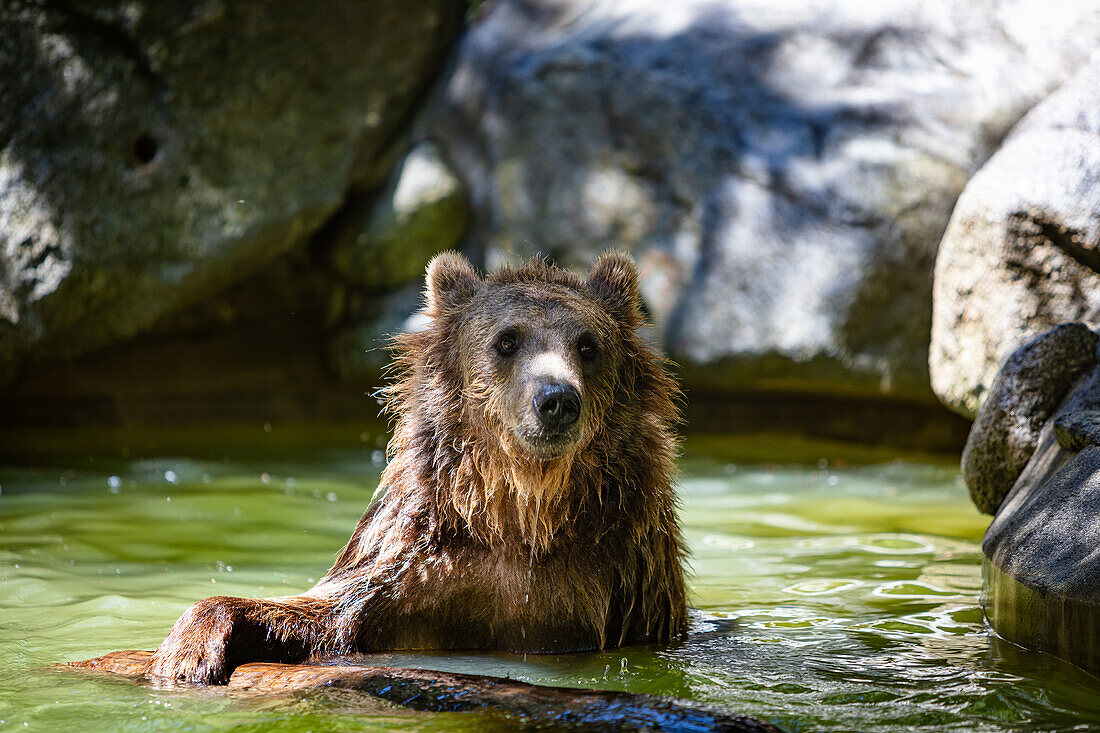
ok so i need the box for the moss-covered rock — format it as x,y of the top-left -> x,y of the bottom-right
325,283 -> 426,384
328,142 -> 469,290
0,0 -> 463,384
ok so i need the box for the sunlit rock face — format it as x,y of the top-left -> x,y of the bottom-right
931,60 -> 1100,418
424,0 -> 1100,401
0,1 -> 462,385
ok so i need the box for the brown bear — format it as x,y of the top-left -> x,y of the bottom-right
147,251 -> 687,684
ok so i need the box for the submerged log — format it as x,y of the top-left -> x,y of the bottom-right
66,650 -> 782,732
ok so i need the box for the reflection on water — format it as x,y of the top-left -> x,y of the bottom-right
0,447 -> 1098,731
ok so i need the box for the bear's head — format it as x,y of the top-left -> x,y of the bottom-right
383,251 -> 678,550
422,251 -> 643,461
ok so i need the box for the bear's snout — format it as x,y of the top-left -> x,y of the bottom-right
533,383 -> 581,429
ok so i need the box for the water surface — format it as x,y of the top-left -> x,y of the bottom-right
1,441 -> 1098,731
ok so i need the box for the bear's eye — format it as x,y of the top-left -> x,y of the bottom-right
577,335 -> 599,362
495,332 -> 519,357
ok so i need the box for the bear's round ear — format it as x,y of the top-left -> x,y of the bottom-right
587,250 -> 643,326
425,251 -> 481,314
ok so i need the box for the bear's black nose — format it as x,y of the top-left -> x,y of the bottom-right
533,383 -> 581,429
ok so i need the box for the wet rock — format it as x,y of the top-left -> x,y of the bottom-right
329,142 -> 470,290
0,0 -> 463,385
960,323 -> 1097,515
985,445 -> 1100,605
425,0 -> 1100,401
931,59 -> 1100,417
982,444 -> 1100,674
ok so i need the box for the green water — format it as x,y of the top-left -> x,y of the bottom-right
1,443 -> 1099,731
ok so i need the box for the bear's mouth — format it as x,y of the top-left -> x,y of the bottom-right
512,426 -> 581,460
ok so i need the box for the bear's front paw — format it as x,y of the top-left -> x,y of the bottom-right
146,596 -> 238,685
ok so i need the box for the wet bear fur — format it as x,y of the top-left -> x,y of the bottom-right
148,251 -> 687,684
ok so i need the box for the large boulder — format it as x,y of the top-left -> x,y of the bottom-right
0,0 -> 462,385
424,0 -> 1100,401
931,59 -> 1100,417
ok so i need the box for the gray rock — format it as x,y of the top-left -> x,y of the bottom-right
0,0 -> 462,384
984,444 -> 1100,604
425,0 -> 1100,400
1053,366 -> 1100,452
329,142 -> 470,290
982,437 -> 1100,673
1054,409 -> 1100,452
931,59 -> 1100,417
961,323 -> 1097,515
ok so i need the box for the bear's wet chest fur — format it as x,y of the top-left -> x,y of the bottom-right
371,533 -> 624,653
